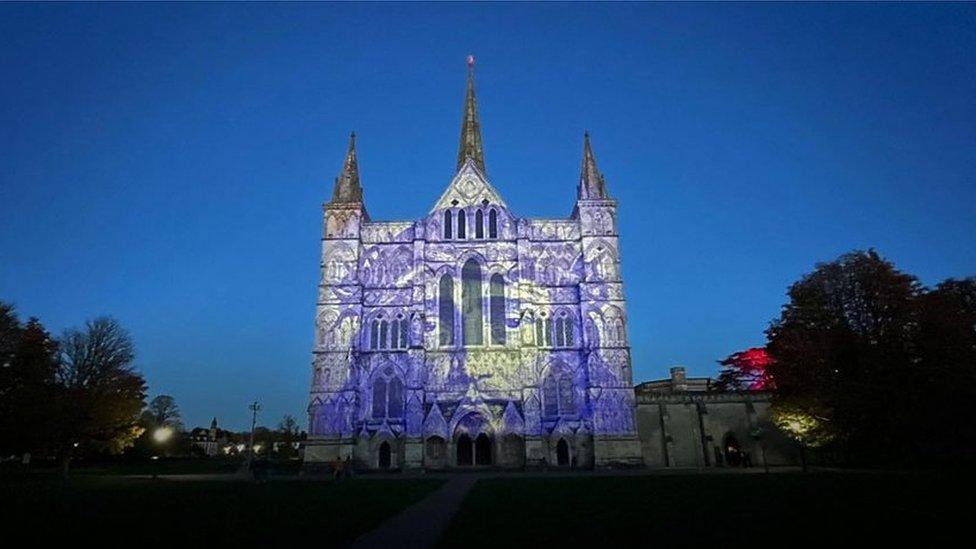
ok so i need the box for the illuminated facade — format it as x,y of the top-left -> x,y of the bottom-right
304,61 -> 642,470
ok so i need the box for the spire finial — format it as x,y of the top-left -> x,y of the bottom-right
330,132 -> 363,204
579,132 -> 609,200
457,55 -> 486,175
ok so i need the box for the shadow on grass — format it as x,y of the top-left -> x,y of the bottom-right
4,473 -> 442,545
440,471 -> 972,547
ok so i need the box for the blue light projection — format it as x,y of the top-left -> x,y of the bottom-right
304,62 -> 641,470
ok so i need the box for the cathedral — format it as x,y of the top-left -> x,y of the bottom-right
304,59 -> 643,471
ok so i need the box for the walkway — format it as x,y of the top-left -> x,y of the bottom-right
347,475 -> 477,549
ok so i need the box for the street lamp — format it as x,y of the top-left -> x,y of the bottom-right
152,426 -> 174,480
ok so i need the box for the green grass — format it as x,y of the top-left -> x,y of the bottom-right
4,474 -> 442,545
441,472 -> 972,546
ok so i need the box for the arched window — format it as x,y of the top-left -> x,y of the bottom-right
439,275 -> 454,346
461,259 -> 483,345
543,376 -> 558,417
475,210 -> 484,239
443,210 -> 452,239
372,379 -> 387,419
543,373 -> 576,417
390,318 -> 399,350
488,209 -> 498,238
370,320 -> 379,350
399,316 -> 409,349
387,378 -> 404,418
555,312 -> 573,348
380,319 -> 389,349
558,376 -> 575,414
489,274 -> 506,345
536,314 -> 552,347
457,210 -> 467,239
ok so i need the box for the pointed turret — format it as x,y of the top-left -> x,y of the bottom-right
578,132 -> 609,200
330,132 -> 363,204
456,55 -> 486,175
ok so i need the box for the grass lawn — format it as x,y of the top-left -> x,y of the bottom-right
441,471 -> 972,546
4,474 -> 442,545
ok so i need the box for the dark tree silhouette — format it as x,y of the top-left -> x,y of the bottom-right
55,317 -> 147,473
766,250 -> 976,466
0,305 -> 60,456
147,394 -> 182,429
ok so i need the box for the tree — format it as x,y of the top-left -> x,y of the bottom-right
0,306 -> 60,457
147,395 -> 182,430
715,347 -> 774,391
913,278 -> 976,463
276,414 -> 300,458
766,250 -> 922,464
55,317 -> 147,473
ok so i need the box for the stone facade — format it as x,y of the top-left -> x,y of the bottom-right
304,61 -> 641,471
636,368 -> 798,468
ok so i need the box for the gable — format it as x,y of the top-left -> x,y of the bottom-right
430,159 -> 508,212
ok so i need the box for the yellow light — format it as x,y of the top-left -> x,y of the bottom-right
153,426 -> 174,443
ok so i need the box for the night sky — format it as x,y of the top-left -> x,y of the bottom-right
2,3 -> 974,430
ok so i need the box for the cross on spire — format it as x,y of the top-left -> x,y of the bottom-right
457,55 -> 486,176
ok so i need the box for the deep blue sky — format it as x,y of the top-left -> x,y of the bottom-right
2,3 -> 974,430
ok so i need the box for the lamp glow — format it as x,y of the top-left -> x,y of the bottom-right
153,426 -> 174,443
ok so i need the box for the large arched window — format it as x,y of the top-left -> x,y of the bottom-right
372,375 -> 404,419
372,379 -> 387,419
489,274 -> 506,345
543,376 -> 558,417
387,378 -> 404,418
475,210 -> 484,239
457,210 -> 467,239
439,275 -> 454,346
443,210 -> 452,239
558,377 -> 575,414
461,259 -> 483,345
543,373 -> 576,417
488,209 -> 498,239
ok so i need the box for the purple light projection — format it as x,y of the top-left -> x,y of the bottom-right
304,63 -> 641,470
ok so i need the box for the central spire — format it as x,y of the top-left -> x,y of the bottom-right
456,55 -> 486,176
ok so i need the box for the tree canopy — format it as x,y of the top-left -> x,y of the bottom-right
764,250 -> 976,466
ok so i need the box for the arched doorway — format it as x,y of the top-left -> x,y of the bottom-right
475,433 -> 491,466
723,432 -> 742,467
556,438 -> 570,466
500,434 -> 525,468
457,434 -> 473,466
378,441 -> 392,469
425,436 -> 447,469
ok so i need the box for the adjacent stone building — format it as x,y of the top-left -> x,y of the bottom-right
636,367 -> 797,468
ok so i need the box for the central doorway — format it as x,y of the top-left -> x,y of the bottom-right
475,433 -> 492,466
457,434 -> 473,466
379,441 -> 392,469
556,438 -> 570,466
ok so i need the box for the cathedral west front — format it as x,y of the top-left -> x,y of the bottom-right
305,59 -> 663,471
